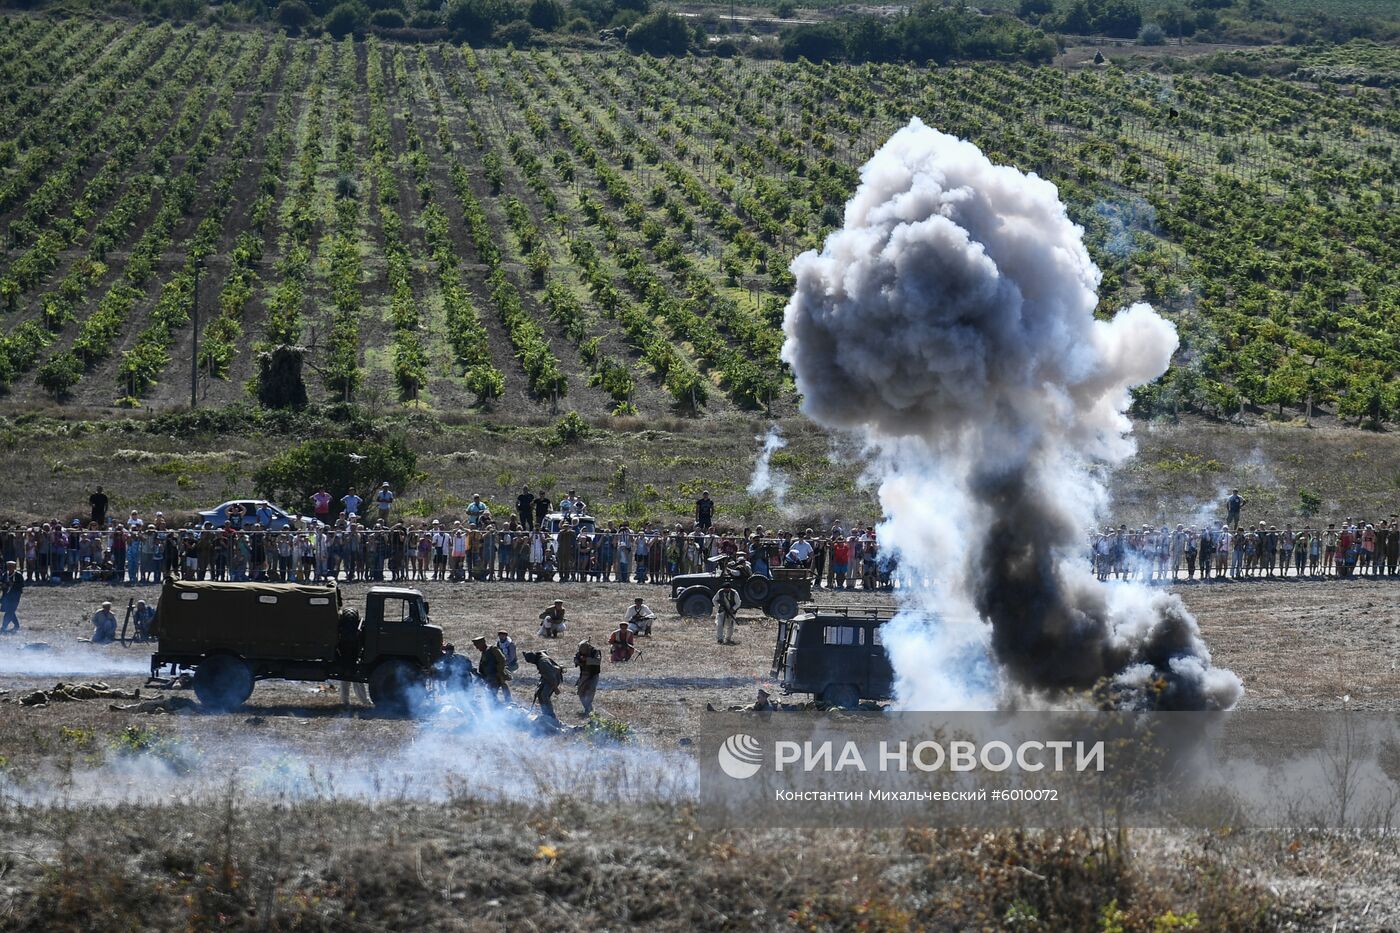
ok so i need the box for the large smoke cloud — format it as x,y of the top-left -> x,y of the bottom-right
782,118 -> 1241,711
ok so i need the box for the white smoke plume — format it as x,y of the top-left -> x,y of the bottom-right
782,118 -> 1242,712
747,426 -> 790,504
0,682 -> 694,807
0,643 -> 151,678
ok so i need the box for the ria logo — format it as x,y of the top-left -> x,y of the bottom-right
717,733 -> 763,779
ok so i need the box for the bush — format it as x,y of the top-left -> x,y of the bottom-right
495,17 -> 534,43
625,9 -> 692,54
445,0 -> 517,41
274,0 -> 314,30
527,0 -> 563,29
551,411 -> 592,445
324,0 -> 370,36
565,14 -> 592,32
369,8 -> 405,27
35,352 -> 82,399
1137,21 -> 1166,44
253,437 -> 418,518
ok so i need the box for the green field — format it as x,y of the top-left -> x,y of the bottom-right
0,17 -> 1398,425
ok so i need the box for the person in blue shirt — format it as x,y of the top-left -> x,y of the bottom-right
91,601 -> 118,643
341,487 -> 363,520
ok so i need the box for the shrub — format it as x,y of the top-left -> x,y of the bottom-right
36,352 -> 82,399
495,17 -> 534,44
625,10 -> 692,54
253,436 -> 418,516
551,411 -> 592,444
370,8 -> 406,27
1138,21 -> 1166,44
324,0 -> 370,37
274,0 -> 314,30
527,0 -> 564,30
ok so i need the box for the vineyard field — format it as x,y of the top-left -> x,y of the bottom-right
1,17 -> 1398,425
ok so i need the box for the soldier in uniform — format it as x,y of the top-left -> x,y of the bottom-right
715,582 -> 739,645
573,639 -> 602,715
524,650 -> 564,723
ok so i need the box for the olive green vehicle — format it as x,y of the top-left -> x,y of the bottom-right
149,580 -> 471,713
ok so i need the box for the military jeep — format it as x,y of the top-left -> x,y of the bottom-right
671,555 -> 811,620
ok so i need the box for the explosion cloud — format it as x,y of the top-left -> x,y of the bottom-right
782,118 -> 1242,711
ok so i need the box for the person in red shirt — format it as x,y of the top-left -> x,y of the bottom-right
608,622 -> 636,663
831,536 -> 853,590
1337,525 -> 1354,578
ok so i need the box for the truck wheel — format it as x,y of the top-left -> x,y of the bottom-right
820,684 -> 860,710
193,656 -> 254,712
742,575 -> 771,604
677,589 -> 714,618
766,594 -> 799,621
370,659 -> 426,714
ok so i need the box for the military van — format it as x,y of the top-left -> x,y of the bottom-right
770,606 -> 897,708
149,579 -> 469,713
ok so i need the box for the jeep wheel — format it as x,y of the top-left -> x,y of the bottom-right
677,589 -> 714,618
193,655 -> 254,712
742,575 -> 771,604
766,594 -> 799,621
820,684 -> 860,710
369,659 -> 426,714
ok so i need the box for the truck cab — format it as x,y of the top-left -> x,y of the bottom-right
361,586 -> 442,668
770,606 -> 897,708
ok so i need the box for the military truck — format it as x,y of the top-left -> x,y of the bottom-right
149,579 -> 469,713
671,556 -> 811,621
770,606 -> 896,708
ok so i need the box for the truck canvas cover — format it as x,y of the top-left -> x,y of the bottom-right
154,580 -> 344,661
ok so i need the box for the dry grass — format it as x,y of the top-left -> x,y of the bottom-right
0,794 -> 1313,931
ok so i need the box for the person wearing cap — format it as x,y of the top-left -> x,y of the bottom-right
91,601 -> 118,643
523,650 -> 564,723
537,600 -> 567,638
496,630 -> 518,673
715,581 -> 739,645
374,483 -> 395,524
473,636 -> 511,703
623,597 -> 656,636
608,622 -> 636,663
573,639 -> 602,715
132,599 -> 156,641
430,520 -> 449,581
1,560 -> 23,634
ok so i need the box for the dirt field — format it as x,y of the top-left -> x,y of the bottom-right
2,576 -> 1399,771
2,578 -> 1400,930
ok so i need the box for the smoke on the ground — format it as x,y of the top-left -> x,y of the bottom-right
0,643 -> 152,678
781,117 -> 1242,712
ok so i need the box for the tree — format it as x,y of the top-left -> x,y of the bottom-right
445,0 -> 516,40
253,437 -> 418,517
370,8 -> 406,27
274,0 -> 314,31
781,22 -> 845,61
527,0 -> 564,29
324,0 -> 370,37
35,352 -> 81,399
625,10 -> 693,54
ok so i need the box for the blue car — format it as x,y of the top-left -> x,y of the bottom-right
197,500 -> 319,531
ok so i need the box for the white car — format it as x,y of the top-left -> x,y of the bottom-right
197,499 -> 320,530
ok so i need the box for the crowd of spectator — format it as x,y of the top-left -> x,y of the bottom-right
0,484 -> 895,591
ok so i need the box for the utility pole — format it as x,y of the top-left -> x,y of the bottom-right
190,258 -> 201,410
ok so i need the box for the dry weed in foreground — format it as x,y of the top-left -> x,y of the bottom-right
0,789 -> 1311,932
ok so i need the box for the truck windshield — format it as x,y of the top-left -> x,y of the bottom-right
385,598 -> 422,624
